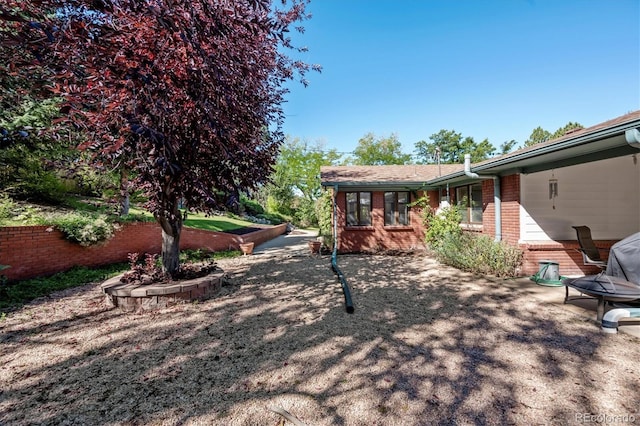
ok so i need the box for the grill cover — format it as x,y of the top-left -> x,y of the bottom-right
606,232 -> 640,284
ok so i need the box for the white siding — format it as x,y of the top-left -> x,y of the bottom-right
520,155 -> 640,241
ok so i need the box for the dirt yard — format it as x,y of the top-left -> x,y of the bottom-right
1,252 -> 639,425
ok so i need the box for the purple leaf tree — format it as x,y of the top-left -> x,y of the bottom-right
0,0 -> 319,275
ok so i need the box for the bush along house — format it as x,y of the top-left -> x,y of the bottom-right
321,110 -> 640,276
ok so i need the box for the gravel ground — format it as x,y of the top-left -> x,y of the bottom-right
1,252 -> 639,425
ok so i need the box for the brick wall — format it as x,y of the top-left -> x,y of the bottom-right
500,174 -> 520,246
479,174 -> 520,246
0,222 -> 287,282
521,240 -> 614,277
481,179 -> 495,238
335,190 -> 427,252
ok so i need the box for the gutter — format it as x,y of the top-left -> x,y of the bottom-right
464,154 -> 502,242
427,118 -> 640,187
469,118 -> 640,174
625,128 -> 640,148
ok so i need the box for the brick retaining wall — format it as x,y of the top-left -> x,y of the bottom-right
0,222 -> 287,282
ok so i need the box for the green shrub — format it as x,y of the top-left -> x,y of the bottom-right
423,203 -> 522,277
50,212 -> 116,246
432,232 -> 523,277
240,197 -> 265,216
425,205 -> 462,250
257,212 -> 287,224
0,194 -> 16,222
316,189 -> 334,247
8,204 -> 47,225
293,198 -> 317,228
19,169 -> 67,203
73,164 -> 119,197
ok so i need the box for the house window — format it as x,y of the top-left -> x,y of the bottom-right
456,184 -> 482,224
346,192 -> 372,226
384,191 -> 409,226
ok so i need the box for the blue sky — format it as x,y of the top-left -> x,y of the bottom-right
281,0 -> 640,157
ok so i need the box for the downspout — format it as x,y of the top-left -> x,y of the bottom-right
446,183 -> 450,204
333,185 -> 339,253
331,184 -> 354,313
464,154 -> 502,242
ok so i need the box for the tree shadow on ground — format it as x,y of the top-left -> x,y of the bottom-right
1,254 -> 639,425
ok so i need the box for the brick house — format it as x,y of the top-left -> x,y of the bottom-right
321,110 -> 640,276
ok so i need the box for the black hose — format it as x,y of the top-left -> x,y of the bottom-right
331,249 -> 354,314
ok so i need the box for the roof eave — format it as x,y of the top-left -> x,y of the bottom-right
476,118 -> 639,173
428,116 -> 640,184
321,181 -> 436,191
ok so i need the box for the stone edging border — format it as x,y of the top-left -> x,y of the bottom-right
101,270 -> 225,313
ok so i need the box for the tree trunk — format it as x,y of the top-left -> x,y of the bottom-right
160,222 -> 181,275
119,168 -> 130,216
120,192 -> 130,216
156,197 -> 182,277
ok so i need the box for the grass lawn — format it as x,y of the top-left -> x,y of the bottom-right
0,263 -> 129,313
127,207 -> 257,232
184,213 -> 257,232
2,198 -> 258,233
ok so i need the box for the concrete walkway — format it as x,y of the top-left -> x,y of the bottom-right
253,228 -> 319,257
